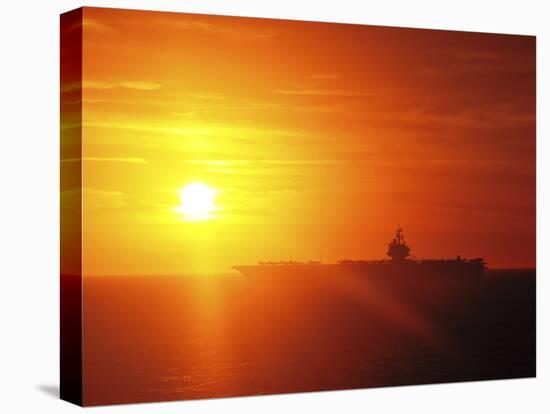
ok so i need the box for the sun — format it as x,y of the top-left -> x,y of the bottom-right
175,182 -> 219,221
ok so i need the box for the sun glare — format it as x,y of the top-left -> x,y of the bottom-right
175,182 -> 218,221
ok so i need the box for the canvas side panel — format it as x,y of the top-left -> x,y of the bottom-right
60,8 -> 83,407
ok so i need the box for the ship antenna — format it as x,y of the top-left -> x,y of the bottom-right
396,224 -> 403,245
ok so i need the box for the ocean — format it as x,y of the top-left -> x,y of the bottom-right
82,269 -> 535,405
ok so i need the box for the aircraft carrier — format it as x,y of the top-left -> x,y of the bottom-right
233,226 -> 486,309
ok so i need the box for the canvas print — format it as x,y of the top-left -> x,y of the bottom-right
60,7 -> 536,406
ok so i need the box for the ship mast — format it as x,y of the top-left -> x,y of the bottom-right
396,225 -> 404,244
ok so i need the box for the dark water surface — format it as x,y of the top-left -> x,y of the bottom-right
82,270 -> 535,405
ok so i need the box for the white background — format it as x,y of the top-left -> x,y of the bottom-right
0,0 -> 547,412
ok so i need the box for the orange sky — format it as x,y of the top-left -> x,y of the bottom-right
62,7 -> 536,274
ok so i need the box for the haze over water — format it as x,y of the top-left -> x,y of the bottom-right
83,269 -> 535,405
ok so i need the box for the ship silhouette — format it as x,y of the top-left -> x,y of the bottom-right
234,226 -> 486,275
233,226 -> 486,306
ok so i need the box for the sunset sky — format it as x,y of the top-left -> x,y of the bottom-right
62,7 -> 536,275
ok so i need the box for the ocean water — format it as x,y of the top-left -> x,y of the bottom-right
82,269 -> 535,406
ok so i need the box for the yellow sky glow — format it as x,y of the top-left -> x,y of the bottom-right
60,8 -> 536,275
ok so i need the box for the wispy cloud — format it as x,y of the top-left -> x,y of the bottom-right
275,88 -> 373,97
422,47 -> 535,78
83,18 -> 113,32
307,74 -> 341,80
183,159 -> 346,166
187,93 -> 226,101
83,188 -> 128,211
63,17 -> 114,35
83,121 -> 313,141
61,157 -> 148,164
118,81 -> 162,90
149,18 -> 277,41
61,187 -> 128,212
61,80 -> 162,93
